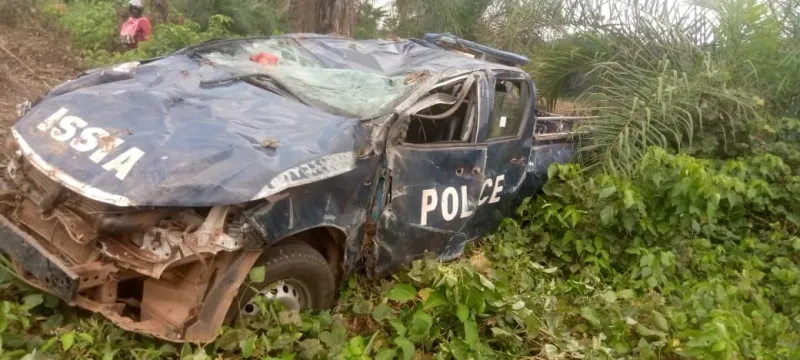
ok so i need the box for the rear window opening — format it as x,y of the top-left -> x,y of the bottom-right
487,79 -> 529,139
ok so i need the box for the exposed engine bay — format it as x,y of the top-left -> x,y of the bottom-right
0,138 -> 263,342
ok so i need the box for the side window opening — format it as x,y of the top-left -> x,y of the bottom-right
404,77 -> 478,144
488,79 -> 529,139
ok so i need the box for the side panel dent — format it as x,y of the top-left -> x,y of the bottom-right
244,156 -> 382,275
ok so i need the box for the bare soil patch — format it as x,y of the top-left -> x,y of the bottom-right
0,0 -> 81,128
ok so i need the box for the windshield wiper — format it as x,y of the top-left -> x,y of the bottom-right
200,73 -> 305,104
199,73 -> 278,87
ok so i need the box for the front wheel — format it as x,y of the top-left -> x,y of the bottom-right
226,243 -> 336,323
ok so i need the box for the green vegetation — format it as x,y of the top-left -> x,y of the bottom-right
2,0 -> 800,358
41,0 -> 235,68
4,144 -> 800,359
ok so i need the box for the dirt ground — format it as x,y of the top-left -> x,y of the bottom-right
0,1 -> 80,130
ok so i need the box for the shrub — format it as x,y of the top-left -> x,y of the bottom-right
171,0 -> 289,36
81,14 -> 234,68
41,1 -> 234,69
504,147 -> 800,358
43,0 -> 119,52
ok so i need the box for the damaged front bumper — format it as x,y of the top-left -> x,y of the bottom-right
0,143 -> 263,343
0,216 -> 79,301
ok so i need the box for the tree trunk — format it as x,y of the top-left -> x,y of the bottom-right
152,0 -> 169,24
289,0 -> 358,37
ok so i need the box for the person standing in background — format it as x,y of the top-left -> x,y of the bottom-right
120,0 -> 152,49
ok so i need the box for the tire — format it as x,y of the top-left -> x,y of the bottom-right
226,243 -> 336,323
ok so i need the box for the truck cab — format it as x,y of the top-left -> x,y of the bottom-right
364,33 -> 576,275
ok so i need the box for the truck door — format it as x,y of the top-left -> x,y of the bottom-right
469,71 -> 535,237
372,73 -> 488,276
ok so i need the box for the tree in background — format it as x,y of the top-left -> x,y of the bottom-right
170,0 -> 362,36
152,0 -> 169,24
172,0 -> 290,35
381,0 -> 569,52
288,0 -> 359,36
384,0 -> 492,40
478,0 -> 570,53
354,1 -> 385,39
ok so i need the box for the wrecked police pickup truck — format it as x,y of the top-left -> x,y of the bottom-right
0,33 -> 577,342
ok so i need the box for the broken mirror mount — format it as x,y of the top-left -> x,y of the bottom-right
387,112 -> 411,146
16,100 -> 32,118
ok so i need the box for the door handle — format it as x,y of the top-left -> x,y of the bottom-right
510,157 -> 527,166
456,166 -> 483,176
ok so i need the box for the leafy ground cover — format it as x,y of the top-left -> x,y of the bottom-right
2,139 -> 799,359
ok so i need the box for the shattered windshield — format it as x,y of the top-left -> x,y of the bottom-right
196,38 -> 412,119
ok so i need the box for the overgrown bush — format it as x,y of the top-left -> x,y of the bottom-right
2,143 -> 798,359
81,14 -> 234,67
527,0 -> 800,172
41,0 -> 119,53
507,145 -> 800,358
171,0 -> 289,36
41,0 -> 235,68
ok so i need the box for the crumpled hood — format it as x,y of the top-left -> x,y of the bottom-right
12,56 -> 363,207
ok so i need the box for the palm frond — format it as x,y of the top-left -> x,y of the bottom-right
576,55 -> 757,174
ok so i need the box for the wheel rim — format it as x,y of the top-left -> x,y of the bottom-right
241,279 -> 311,317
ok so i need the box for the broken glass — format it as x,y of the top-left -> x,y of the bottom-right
199,39 -> 412,119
